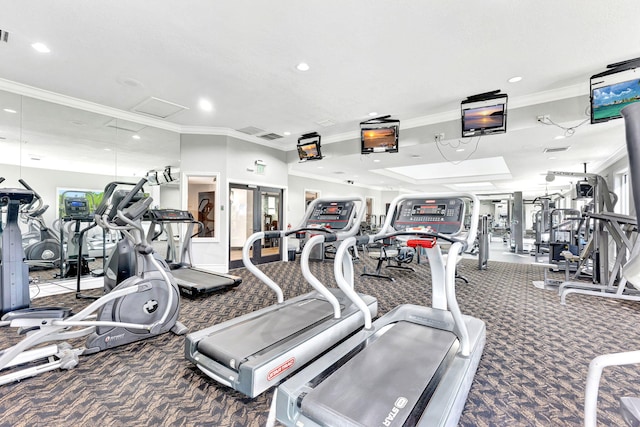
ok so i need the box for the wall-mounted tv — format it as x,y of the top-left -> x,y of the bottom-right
360,116 -> 399,154
461,92 -> 508,138
297,132 -> 323,161
591,66 -> 640,124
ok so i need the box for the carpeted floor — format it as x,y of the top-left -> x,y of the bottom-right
1,256 -> 640,426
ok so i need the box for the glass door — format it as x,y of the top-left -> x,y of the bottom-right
229,184 -> 283,269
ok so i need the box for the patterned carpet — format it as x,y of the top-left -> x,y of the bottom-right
2,255 -> 640,426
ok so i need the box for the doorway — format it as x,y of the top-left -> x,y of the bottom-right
229,184 -> 283,269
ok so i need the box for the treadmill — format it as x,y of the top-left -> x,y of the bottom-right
274,192 -> 486,427
184,196 -> 378,397
147,209 -> 241,298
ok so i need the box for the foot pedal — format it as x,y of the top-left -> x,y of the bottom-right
1,307 -> 72,321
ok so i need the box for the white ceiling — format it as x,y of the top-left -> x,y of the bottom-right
0,1 -> 639,197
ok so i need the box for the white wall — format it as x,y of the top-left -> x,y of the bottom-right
180,134 -> 289,271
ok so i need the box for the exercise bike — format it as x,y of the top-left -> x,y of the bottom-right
0,178 -> 187,385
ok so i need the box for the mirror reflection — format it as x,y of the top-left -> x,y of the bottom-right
0,89 -> 181,278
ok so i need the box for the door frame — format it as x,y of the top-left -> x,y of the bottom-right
228,182 -> 285,269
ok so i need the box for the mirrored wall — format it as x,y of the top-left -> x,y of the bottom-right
0,89 -> 181,220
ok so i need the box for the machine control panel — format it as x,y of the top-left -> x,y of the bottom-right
149,209 -> 195,222
63,197 -> 92,220
307,201 -> 355,230
393,198 -> 465,235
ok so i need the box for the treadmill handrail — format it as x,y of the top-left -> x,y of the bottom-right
300,234 -> 341,318
334,236 -> 372,329
333,192 -> 479,355
241,196 -> 366,305
444,240 -> 471,356
242,231 -> 284,303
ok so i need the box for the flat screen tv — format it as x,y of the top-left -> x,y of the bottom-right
297,133 -> 323,161
461,94 -> 508,137
591,67 -> 640,124
360,116 -> 399,154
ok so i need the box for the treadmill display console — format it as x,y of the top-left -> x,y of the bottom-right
394,198 -> 465,235
307,201 -> 355,230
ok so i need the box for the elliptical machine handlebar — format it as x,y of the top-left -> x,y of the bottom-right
116,178 -> 147,212
17,179 -> 43,213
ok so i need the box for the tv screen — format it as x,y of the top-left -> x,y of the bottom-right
461,95 -> 507,137
591,67 -> 640,124
361,126 -> 399,154
297,134 -> 322,161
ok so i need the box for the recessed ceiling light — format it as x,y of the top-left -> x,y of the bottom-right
548,156 -> 557,160
31,42 -> 50,53
283,131 -> 291,136
116,76 -> 143,88
3,108 -> 17,113
368,112 -> 378,117
104,148 -> 112,152
199,99 -> 213,112
317,166 -> 324,169
554,135 -> 565,140
373,159 -> 381,163
508,76 -> 522,83
296,62 -> 310,71
456,148 -> 465,152
132,134 -> 141,140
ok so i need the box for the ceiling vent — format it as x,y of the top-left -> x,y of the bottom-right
0,29 -> 8,43
236,126 -> 265,135
544,146 -> 570,153
131,97 -> 189,119
105,118 -> 146,133
316,119 -> 336,127
258,133 -> 283,141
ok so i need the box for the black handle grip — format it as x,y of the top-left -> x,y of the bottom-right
116,178 -> 147,211
285,226 -> 334,237
18,179 -> 41,200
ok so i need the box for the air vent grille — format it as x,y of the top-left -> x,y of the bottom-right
544,146 -> 570,153
258,133 -> 283,141
236,126 -> 265,135
131,97 -> 188,119
316,119 -> 336,127
0,29 -> 9,43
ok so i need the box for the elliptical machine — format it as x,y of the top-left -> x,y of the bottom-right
17,179 -> 62,270
0,178 -> 187,384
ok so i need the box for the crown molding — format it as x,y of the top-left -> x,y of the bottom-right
0,78 -> 184,133
0,77 -> 589,151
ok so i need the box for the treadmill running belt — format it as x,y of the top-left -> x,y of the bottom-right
172,268 -> 239,296
197,298 -> 333,369
301,321 -> 456,427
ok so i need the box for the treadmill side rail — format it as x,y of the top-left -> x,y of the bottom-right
185,290 -> 377,397
275,304 -> 486,427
